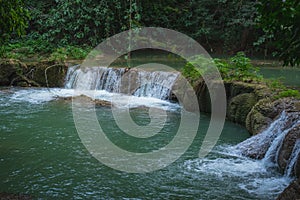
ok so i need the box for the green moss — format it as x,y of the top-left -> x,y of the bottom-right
227,93 -> 257,125
276,89 -> 300,99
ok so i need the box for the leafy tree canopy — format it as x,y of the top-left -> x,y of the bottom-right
257,0 -> 300,66
0,0 -> 30,43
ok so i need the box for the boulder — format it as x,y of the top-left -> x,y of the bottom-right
277,178 -> 300,200
278,124 -> 300,174
227,93 -> 257,125
194,80 -> 271,122
0,59 -> 27,86
27,61 -> 68,87
246,98 -> 299,135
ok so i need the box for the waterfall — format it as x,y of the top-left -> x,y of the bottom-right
285,139 -> 300,177
262,124 -> 296,166
235,111 -> 288,159
235,111 -> 300,177
64,65 -> 180,100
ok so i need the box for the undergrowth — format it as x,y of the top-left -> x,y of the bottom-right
0,37 -> 90,61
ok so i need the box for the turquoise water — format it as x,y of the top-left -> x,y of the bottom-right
0,88 -> 290,199
260,67 -> 300,88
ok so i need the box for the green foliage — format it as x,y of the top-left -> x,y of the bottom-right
182,62 -> 201,82
0,0 -> 30,43
49,46 -> 90,61
256,0 -> 300,66
0,37 -> 53,59
182,55 -> 214,84
276,89 -> 300,99
16,0 -> 260,54
214,52 -> 262,81
1,37 -> 89,61
265,77 -> 286,89
2,0 -> 295,62
26,0 -> 141,46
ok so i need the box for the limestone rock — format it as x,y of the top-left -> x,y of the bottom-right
246,98 -> 300,135
27,61 -> 68,87
55,95 -> 112,107
227,93 -> 257,125
0,59 -> 27,86
278,124 -> 300,174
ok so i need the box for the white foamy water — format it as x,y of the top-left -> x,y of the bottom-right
183,152 -> 292,198
8,88 -> 180,111
10,88 -> 74,104
285,139 -> 300,177
65,66 -> 180,100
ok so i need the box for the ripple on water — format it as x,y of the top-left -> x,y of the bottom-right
0,88 -> 292,200
183,152 -> 291,199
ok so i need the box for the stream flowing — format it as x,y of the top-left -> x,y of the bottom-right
0,65 -> 296,199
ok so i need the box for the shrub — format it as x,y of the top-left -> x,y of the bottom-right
277,89 -> 300,99
214,52 -> 262,81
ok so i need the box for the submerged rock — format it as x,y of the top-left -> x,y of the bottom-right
54,95 -> 113,107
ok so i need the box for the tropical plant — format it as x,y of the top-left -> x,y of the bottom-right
0,0 -> 30,43
256,0 -> 300,66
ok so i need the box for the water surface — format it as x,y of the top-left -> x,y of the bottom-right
0,88 -> 291,199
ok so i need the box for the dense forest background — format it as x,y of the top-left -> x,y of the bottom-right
1,0 -> 299,66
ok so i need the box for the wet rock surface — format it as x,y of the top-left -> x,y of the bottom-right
0,59 -> 67,87
54,95 -> 113,107
277,178 -> 300,200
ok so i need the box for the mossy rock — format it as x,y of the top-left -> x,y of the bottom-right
246,98 -> 280,135
226,81 -> 256,97
227,93 -> 257,125
27,61 -> 68,87
0,59 -> 27,86
246,98 -> 300,135
225,81 -> 271,100
195,80 -> 211,113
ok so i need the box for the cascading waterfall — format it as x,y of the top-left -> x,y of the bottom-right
235,111 -> 300,178
235,111 -> 288,159
285,139 -> 300,177
64,65 -> 180,100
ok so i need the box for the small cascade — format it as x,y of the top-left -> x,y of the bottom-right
64,64 -> 80,89
132,70 -> 179,100
235,111 -> 288,159
285,139 -> 300,177
64,65 -> 179,100
262,124 -> 296,166
235,111 -> 300,177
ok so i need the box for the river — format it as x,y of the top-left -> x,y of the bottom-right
0,86 -> 292,199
